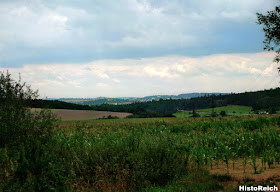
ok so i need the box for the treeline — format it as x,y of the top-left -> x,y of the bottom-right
92,100 -> 179,116
31,88 -> 280,116
92,103 -> 176,118
92,88 -> 280,114
31,99 -> 92,110
209,88 -> 280,111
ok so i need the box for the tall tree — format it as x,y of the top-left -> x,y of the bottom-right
257,5 -> 280,64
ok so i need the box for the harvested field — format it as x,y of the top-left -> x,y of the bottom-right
31,108 -> 132,121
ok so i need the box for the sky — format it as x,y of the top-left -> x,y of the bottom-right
0,0 -> 279,98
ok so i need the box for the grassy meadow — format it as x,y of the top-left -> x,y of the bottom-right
2,113 -> 280,191
174,105 -> 253,117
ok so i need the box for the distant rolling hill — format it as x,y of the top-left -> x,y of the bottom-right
90,87 -> 280,116
55,92 -> 227,106
177,93 -> 227,98
32,88 -> 280,118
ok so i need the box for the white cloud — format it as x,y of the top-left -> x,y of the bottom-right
143,65 -> 178,78
98,73 -> 110,79
1,52 -> 278,98
97,82 -> 109,87
112,78 -> 121,83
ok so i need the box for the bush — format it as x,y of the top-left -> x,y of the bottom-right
0,71 -> 60,191
220,111 -> 227,117
0,71 -> 58,147
211,112 -> 218,117
192,112 -> 200,118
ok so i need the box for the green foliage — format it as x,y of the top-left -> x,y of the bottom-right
269,107 -> 277,114
0,71 -> 59,147
0,71 -> 59,191
98,115 -> 120,119
220,111 -> 227,117
192,112 -> 200,118
211,112 -> 218,117
32,99 -> 92,110
143,170 -> 223,192
0,71 -> 35,146
257,5 -> 280,63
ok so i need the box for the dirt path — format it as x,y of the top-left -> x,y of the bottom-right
208,158 -> 280,190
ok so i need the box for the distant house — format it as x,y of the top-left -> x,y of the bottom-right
258,111 -> 269,115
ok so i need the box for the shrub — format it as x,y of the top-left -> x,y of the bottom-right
0,71 -> 60,191
0,71 -> 58,147
211,112 -> 218,117
220,111 -> 227,117
192,112 -> 200,118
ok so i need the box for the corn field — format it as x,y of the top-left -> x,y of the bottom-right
1,115 -> 280,191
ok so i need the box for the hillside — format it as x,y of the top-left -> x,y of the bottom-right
31,88 -> 280,118
56,92 -> 226,106
91,88 -> 280,116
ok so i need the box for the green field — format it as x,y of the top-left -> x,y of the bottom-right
3,113 -> 280,191
174,105 -> 253,117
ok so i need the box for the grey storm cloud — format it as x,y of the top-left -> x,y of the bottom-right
0,0 -> 278,67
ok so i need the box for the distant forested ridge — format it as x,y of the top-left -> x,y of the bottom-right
91,88 -> 280,115
31,88 -> 280,117
56,93 -> 227,106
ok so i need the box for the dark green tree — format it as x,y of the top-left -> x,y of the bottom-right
257,5 -> 280,63
220,110 -> 227,117
191,112 -> 200,118
211,112 -> 218,117
269,107 -> 277,114
0,71 -> 58,147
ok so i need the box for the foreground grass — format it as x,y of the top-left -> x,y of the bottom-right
1,115 -> 280,191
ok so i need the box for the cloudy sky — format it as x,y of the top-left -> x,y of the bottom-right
0,0 -> 279,98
